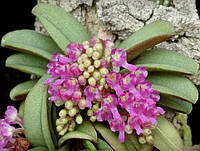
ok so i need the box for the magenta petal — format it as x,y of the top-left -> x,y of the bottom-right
43,77 -> 54,85
122,63 -> 136,72
113,85 -> 124,96
118,131 -> 125,143
111,107 -> 120,119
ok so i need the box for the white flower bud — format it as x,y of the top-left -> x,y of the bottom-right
100,68 -> 109,75
88,77 -> 96,86
78,98 -> 86,110
98,85 -> 104,91
92,51 -> 101,60
138,136 -> 146,144
68,108 -> 78,117
125,124 -> 133,134
143,128 -> 152,136
83,71 -> 90,79
68,120 -> 76,132
88,65 -> 95,73
82,41 -> 89,49
86,48 -> 93,57
65,100 -> 73,110
94,60 -> 101,68
56,125 -> 63,132
84,60 -> 91,68
59,127 -> 68,135
87,109 -> 93,116
90,116 -> 97,122
92,103 -> 99,112
93,71 -> 101,81
77,57 -> 83,64
55,99 -> 64,107
78,64 -> 85,71
75,114 -> 83,124
146,135 -> 153,145
59,109 -> 67,118
99,78 -> 106,85
94,43 -> 103,52
81,53 -> 88,59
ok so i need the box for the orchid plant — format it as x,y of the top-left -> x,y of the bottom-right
1,3 -> 199,151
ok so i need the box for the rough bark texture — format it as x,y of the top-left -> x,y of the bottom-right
35,0 -> 200,88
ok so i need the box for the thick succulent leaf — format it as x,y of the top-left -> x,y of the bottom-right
19,101 -> 25,117
83,140 -> 97,151
1,30 -> 62,60
48,102 -> 58,147
28,147 -> 49,151
118,20 -> 174,61
9,79 -> 38,101
133,48 -> 198,74
154,117 -> 183,151
158,94 -> 193,114
32,4 -> 90,52
41,91 -> 56,151
57,144 -> 70,151
96,139 -> 113,151
6,53 -> 48,76
58,121 -> 97,147
24,75 -> 49,147
147,72 -> 199,104
94,123 -> 136,151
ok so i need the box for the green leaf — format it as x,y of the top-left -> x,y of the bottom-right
96,139 -> 113,151
118,20 -> 174,62
9,79 -> 38,101
28,147 -> 49,151
6,53 -> 48,76
19,101 -> 25,117
58,121 -> 97,147
1,30 -> 62,60
132,48 -> 198,74
154,117 -> 183,151
48,102 -> 58,147
41,91 -> 56,151
158,94 -> 193,114
24,75 -> 49,147
125,134 -> 141,151
83,140 -> 97,151
147,72 -> 199,104
94,123 -> 131,151
57,144 -> 70,151
32,4 -> 90,52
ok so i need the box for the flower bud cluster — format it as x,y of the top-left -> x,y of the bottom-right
56,100 -> 84,135
0,106 -> 25,150
138,128 -> 154,145
44,37 -> 164,142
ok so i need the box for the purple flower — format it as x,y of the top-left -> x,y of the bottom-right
69,63 -> 82,77
105,72 -> 124,96
101,94 -> 120,119
4,106 -> 22,125
66,42 -> 84,62
109,118 -> 125,143
111,48 -> 136,72
84,86 -> 101,108
93,108 -> 113,122
120,73 -> 136,91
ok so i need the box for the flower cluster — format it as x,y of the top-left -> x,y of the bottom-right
0,106 -> 24,150
44,37 -> 164,143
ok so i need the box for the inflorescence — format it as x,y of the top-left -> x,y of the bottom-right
44,37 -> 165,143
0,106 -> 25,150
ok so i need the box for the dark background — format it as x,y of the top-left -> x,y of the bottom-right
0,0 -> 200,145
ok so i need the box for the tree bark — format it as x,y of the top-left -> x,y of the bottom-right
35,0 -> 200,88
